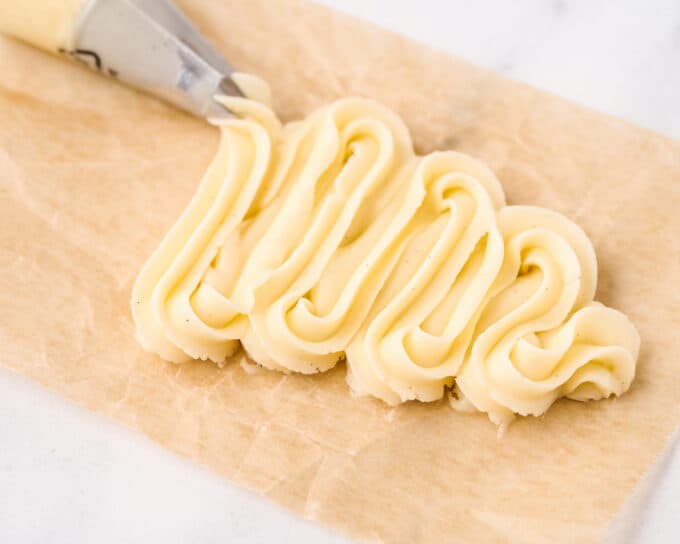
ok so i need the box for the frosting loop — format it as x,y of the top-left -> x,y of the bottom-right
454,206 -> 639,424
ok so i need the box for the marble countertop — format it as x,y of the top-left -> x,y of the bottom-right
1,1 -> 678,543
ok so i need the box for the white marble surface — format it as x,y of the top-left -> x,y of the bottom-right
2,1 -> 679,543
317,0 -> 680,141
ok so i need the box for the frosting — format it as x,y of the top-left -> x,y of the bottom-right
453,206 -> 639,424
0,0 -> 88,52
132,76 -> 639,423
345,152 -> 505,404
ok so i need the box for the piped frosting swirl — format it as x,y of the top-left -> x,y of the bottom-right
132,76 -> 639,424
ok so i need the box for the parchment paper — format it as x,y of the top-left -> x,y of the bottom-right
1,1 -> 679,542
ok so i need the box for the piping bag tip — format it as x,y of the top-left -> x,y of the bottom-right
76,0 -> 245,120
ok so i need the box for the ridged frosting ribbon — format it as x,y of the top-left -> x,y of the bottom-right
132,76 -> 639,423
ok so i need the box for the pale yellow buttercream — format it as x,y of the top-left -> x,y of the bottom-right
132,77 -> 639,423
0,0 -> 88,52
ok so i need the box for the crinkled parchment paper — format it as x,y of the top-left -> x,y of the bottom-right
1,1 -> 679,542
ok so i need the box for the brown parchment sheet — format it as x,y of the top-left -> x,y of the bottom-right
1,1 -> 680,542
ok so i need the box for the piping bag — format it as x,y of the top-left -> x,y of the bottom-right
0,0 -> 244,118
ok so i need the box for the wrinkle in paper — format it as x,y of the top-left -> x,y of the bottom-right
1,1 -> 680,543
